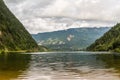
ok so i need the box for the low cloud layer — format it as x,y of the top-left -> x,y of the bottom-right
4,0 -> 120,34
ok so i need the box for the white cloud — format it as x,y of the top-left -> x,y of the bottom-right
21,17 -> 114,34
41,0 -> 120,21
4,0 -> 120,34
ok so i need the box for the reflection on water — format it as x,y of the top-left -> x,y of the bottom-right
0,53 -> 31,80
0,52 -> 120,80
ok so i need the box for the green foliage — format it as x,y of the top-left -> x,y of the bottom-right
0,0 -> 40,52
87,23 -> 120,53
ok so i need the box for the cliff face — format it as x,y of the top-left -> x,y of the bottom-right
87,23 -> 120,53
0,0 -> 39,51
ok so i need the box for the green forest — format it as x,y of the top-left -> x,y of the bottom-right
0,0 -> 40,52
87,23 -> 120,53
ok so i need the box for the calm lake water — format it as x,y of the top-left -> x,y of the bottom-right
0,51 -> 120,80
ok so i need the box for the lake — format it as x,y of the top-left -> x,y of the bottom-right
0,51 -> 120,80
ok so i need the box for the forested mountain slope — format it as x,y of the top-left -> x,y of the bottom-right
87,23 -> 120,53
0,0 -> 39,52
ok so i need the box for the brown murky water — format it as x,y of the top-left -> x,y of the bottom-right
0,51 -> 120,80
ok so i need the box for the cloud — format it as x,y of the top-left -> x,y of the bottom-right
4,0 -> 120,34
41,0 -> 120,21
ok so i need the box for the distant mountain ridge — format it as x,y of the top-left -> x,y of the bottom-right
87,23 -> 120,53
32,27 -> 110,51
0,0 -> 39,52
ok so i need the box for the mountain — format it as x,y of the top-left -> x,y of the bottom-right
32,27 -> 110,51
0,0 -> 39,52
87,23 -> 120,53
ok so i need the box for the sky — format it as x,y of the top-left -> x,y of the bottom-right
4,0 -> 120,34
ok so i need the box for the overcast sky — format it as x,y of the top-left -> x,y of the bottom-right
4,0 -> 120,34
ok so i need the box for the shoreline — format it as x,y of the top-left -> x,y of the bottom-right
0,50 -> 38,54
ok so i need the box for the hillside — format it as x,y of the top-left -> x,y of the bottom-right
0,0 -> 39,52
32,27 -> 110,51
87,23 -> 120,53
